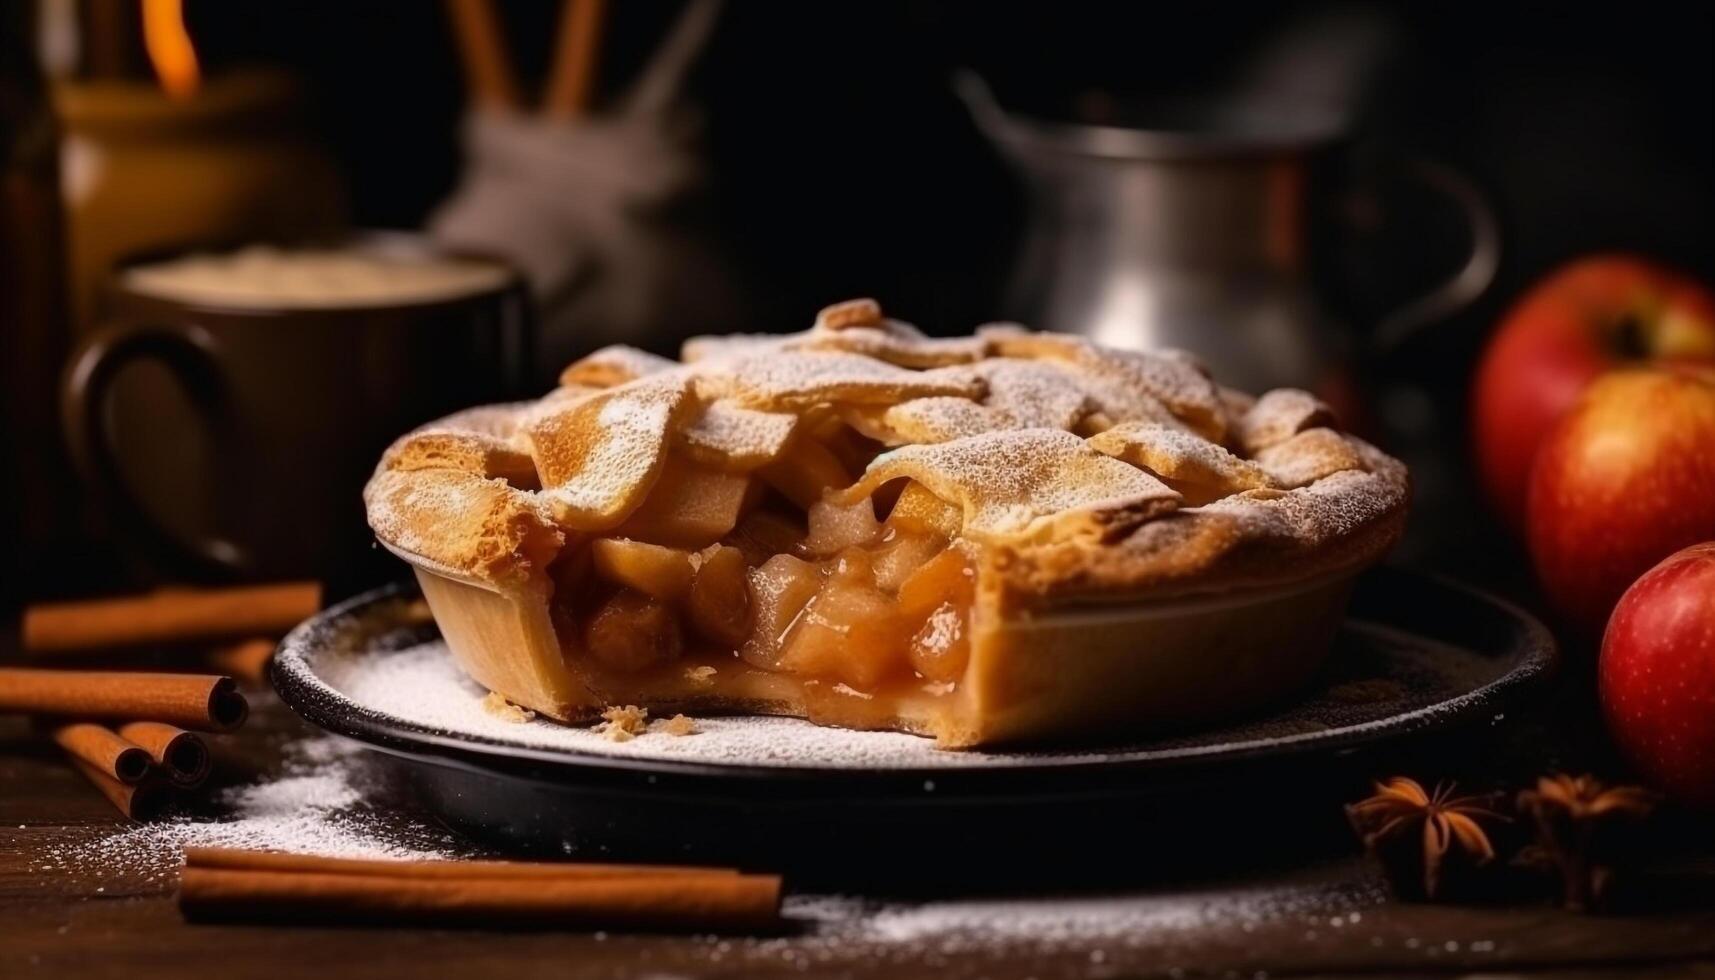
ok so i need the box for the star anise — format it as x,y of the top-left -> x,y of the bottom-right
1347,776 -> 1509,900
1516,773 -> 1658,911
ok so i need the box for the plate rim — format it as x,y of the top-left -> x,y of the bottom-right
270,566 -> 1557,790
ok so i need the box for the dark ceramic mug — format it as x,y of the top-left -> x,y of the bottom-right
62,235 -> 532,586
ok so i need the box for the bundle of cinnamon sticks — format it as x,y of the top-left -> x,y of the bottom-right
6,582 -> 322,818
178,848 -> 784,931
447,0 -> 608,116
13,583 -> 786,932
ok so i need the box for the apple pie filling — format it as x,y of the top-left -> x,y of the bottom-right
364,299 -> 1411,745
546,432 -> 981,727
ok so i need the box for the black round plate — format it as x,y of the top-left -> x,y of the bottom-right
272,567 -> 1554,881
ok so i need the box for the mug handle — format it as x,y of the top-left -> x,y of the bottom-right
61,322 -> 252,578
1369,158 -> 1502,351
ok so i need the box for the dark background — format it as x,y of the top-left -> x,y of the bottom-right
1,11 -> 1712,968
7,0 -> 1713,607
135,0 -> 1715,585
187,0 -> 1714,325
2,10 -> 1711,971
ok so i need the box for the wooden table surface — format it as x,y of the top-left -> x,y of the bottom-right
5,650 -> 1715,978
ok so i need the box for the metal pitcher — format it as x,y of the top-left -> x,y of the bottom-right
961,77 -> 1499,396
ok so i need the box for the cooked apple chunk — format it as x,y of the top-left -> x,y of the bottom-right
741,553 -> 822,669
908,601 -> 970,683
613,453 -> 751,547
883,480 -> 963,538
687,544 -> 752,646
758,438 -> 850,509
805,497 -> 881,556
584,590 -> 683,672
779,579 -> 910,690
590,538 -> 695,600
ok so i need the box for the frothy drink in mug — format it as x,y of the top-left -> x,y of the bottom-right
68,238 -> 529,585
121,245 -> 514,309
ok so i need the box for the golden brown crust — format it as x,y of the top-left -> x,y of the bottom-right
977,326 -> 1228,442
1253,427 -> 1368,489
380,429 -> 540,490
365,301 -> 1408,610
558,344 -> 677,388
834,428 -> 1182,546
1235,388 -> 1337,454
367,302 -> 1411,748
526,373 -> 695,530
988,442 -> 1408,608
1086,421 -> 1271,500
363,468 -> 564,590
692,350 -> 983,411
677,401 -> 800,471
813,297 -> 885,330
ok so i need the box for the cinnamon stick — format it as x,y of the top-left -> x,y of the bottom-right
543,0 -> 607,118
0,669 -> 248,732
72,759 -> 167,821
445,0 -> 521,109
183,848 -> 742,881
22,582 -> 321,653
52,722 -> 153,784
117,721 -> 211,788
178,866 -> 783,931
205,638 -> 277,688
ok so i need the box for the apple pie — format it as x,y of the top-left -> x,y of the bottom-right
364,300 -> 1408,747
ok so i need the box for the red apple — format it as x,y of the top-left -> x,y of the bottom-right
1526,366 -> 1715,631
1471,256 -> 1715,529
1600,543 -> 1715,807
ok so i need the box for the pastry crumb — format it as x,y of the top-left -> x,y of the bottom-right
595,704 -> 649,741
684,666 -> 716,687
481,691 -> 535,723
658,714 -> 698,736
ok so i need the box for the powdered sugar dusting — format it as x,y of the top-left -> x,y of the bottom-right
1089,421 -> 1272,494
880,396 -> 1010,443
841,428 -> 1179,542
528,372 -> 689,526
792,324 -> 988,368
880,359 -> 1098,443
1254,427 -> 1369,489
916,603 -> 961,655
979,327 -> 1225,438
39,735 -> 461,887
284,613 -> 1507,772
679,399 -> 800,469
369,305 -> 1410,593
840,872 -> 1382,951
13,705 -> 1396,968
1237,388 -> 1337,453
316,640 -> 987,768
694,351 -> 982,411
758,871 -> 1389,970
1201,453 -> 1407,547
971,358 -> 1096,430
362,468 -> 560,584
